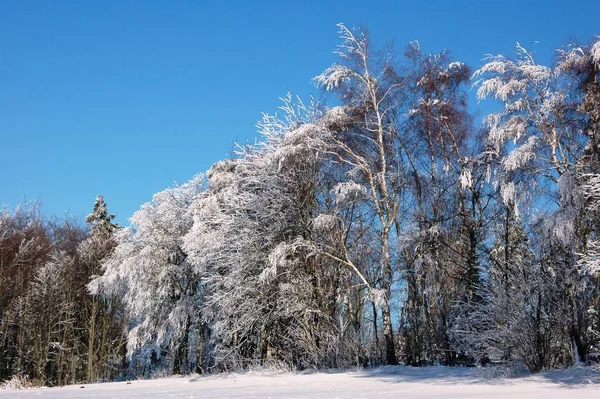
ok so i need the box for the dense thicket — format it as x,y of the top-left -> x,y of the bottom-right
0,198 -> 125,385
2,26 -> 599,385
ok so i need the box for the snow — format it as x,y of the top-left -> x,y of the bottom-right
313,64 -> 353,90
312,214 -> 339,232
592,38 -> 600,67
448,61 -> 464,71
332,181 -> 367,206
2,366 -> 599,398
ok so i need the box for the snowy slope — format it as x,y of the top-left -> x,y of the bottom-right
1,366 -> 599,398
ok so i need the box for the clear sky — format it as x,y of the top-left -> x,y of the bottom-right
1,0 -> 599,224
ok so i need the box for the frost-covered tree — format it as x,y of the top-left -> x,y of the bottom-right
399,42 -> 482,366
473,36 -> 600,366
473,42 -> 584,209
89,176 -> 206,376
313,23 -> 408,365
183,95 -> 363,370
313,25 -> 484,367
558,38 -> 600,359
85,196 -> 118,234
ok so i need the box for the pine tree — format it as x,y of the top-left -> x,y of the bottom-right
80,196 -> 125,382
85,196 -> 118,234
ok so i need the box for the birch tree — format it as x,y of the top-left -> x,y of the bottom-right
314,24 -> 406,365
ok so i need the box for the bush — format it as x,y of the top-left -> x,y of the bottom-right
0,374 -> 42,390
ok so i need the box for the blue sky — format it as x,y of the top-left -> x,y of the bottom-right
1,0 -> 599,224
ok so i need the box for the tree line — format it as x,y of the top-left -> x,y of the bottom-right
1,25 -> 599,385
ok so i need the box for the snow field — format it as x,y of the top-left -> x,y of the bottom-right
1,366 -> 599,399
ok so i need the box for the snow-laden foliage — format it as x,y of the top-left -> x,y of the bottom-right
473,42 -> 582,200
579,173 -> 600,211
592,38 -> 600,67
322,105 -> 355,131
474,45 -> 553,102
272,123 -> 324,169
332,181 -> 367,206
313,64 -> 354,91
502,136 -> 538,172
313,24 -> 367,91
459,167 -> 473,189
312,214 -> 339,233
578,240 -> 600,276
90,175 -> 206,374
86,196 -> 118,233
556,36 -> 600,75
181,95 -> 368,370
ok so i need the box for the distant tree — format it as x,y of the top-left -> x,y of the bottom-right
85,196 -> 118,234
0,202 -> 53,382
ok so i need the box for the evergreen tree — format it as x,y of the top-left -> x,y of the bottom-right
80,196 -> 125,382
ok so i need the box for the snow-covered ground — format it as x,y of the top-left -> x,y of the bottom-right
1,366 -> 599,398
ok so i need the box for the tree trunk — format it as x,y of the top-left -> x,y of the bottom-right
381,302 -> 397,365
87,298 -> 99,382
